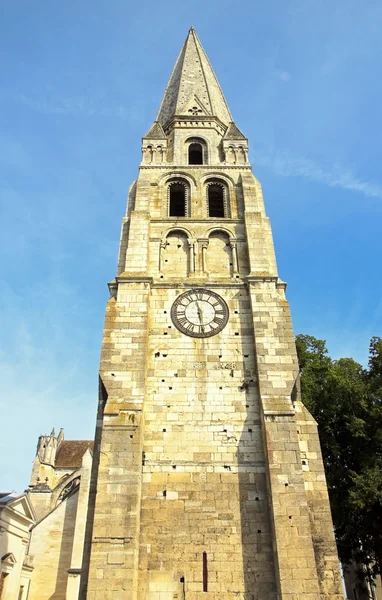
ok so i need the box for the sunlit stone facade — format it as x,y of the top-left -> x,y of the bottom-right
81,28 -> 344,600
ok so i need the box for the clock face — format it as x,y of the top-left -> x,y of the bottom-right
171,289 -> 229,338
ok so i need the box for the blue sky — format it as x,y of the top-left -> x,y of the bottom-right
1,0 -> 381,491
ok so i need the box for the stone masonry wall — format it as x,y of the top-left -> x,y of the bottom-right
28,492 -> 78,600
83,107 -> 344,599
247,280 -> 344,600
85,284 -> 150,600
138,285 -> 277,599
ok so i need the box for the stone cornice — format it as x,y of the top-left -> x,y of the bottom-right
247,275 -> 278,283
164,115 -> 227,133
115,275 -> 153,284
151,281 -> 246,289
110,277 -> 286,289
246,276 -> 288,289
149,218 -> 244,225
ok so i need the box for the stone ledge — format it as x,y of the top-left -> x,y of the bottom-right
151,281 -> 246,289
115,274 -> 153,283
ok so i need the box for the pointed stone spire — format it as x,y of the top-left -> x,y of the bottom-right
156,28 -> 233,128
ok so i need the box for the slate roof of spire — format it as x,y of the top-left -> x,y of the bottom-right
224,122 -> 247,140
156,28 -> 232,127
143,121 -> 166,140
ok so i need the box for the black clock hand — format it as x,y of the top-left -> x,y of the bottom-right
196,300 -> 203,323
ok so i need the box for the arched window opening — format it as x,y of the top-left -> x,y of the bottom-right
208,184 -> 226,218
189,143 -> 203,165
162,231 -> 189,277
56,477 -> 80,505
144,145 -> 153,164
207,231 -> 232,277
169,181 -> 188,217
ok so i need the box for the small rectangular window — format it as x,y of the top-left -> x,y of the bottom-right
203,551 -> 208,592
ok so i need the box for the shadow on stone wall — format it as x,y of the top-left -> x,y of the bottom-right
236,292 -> 278,600
49,493 -> 77,599
78,377 -> 107,600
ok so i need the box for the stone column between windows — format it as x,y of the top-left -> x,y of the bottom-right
188,239 -> 195,272
200,239 -> 209,273
229,240 -> 239,274
159,241 -> 167,272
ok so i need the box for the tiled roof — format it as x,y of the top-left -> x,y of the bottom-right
55,440 -> 93,468
0,492 -> 21,504
0,492 -> 13,502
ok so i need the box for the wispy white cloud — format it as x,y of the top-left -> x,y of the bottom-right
275,70 -> 291,83
0,89 -> 145,123
17,91 -> 132,120
254,149 -> 382,200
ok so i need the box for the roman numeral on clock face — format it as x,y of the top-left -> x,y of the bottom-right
213,317 -> 224,326
191,291 -> 204,301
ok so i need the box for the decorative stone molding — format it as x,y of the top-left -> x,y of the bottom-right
223,143 -> 249,165
199,239 -> 209,273
141,143 -> 167,165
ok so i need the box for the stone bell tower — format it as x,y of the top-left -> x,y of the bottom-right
82,28 -> 344,600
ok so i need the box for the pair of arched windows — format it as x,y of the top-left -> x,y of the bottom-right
161,230 -> 236,278
168,179 -> 228,218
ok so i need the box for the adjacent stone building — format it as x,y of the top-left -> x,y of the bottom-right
81,28 -> 344,600
26,430 -> 93,600
0,493 -> 35,600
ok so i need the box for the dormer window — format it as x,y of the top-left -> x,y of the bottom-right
188,143 -> 203,165
168,179 -> 190,217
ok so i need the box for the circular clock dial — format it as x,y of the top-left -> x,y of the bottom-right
171,289 -> 229,338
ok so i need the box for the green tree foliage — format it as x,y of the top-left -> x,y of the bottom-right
296,334 -> 382,578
